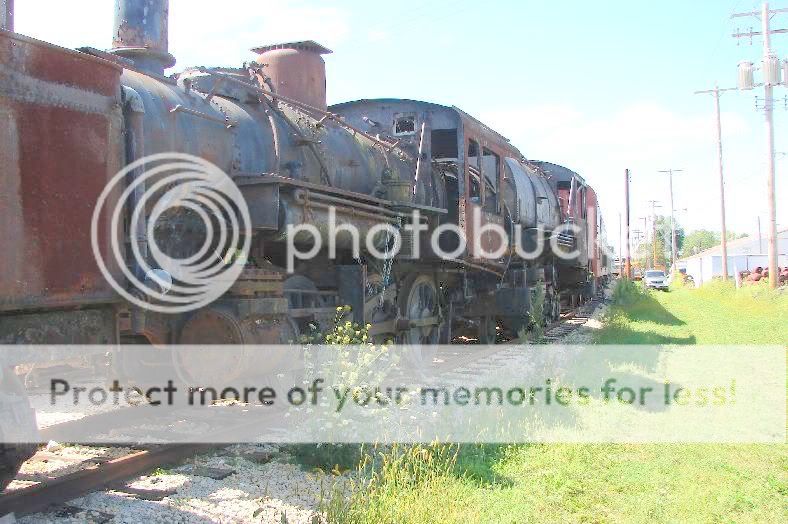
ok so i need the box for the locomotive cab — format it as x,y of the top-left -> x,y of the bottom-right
331,100 -> 565,266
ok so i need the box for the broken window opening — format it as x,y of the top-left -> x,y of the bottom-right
469,172 -> 481,203
484,178 -> 498,213
394,115 -> 416,135
467,138 -> 482,204
467,139 -> 479,158
481,148 -> 500,213
431,129 -> 458,159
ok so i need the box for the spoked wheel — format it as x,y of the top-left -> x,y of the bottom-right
397,274 -> 443,346
397,274 -> 443,372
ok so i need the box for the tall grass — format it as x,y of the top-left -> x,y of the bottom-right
325,443 -> 469,524
610,277 -> 647,306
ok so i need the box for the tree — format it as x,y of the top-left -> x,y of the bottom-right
635,234 -> 668,269
682,230 -> 718,257
656,215 -> 685,256
634,215 -> 684,269
680,230 -> 747,257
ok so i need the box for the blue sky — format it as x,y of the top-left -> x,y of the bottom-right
16,0 -> 786,253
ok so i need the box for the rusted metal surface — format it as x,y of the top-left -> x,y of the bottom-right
586,186 -> 600,277
111,0 -> 175,74
0,444 -> 209,517
329,99 -> 536,263
0,32 -> 124,313
176,298 -> 296,383
0,309 -> 116,346
530,160 -> 591,268
253,41 -> 331,111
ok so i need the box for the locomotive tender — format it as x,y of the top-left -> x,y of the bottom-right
0,0 -> 610,486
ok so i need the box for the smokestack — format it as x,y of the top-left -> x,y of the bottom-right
252,41 -> 332,110
1,0 -> 13,32
111,0 -> 175,75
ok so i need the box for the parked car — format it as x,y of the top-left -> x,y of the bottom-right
644,270 -> 669,291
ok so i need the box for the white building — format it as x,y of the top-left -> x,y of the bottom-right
682,229 -> 788,286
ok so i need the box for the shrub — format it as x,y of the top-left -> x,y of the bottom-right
611,278 -> 646,306
286,306 -> 394,472
521,284 -> 546,343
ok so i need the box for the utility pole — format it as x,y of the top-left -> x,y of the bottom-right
624,169 -> 631,279
618,212 -> 623,276
694,85 -> 736,281
648,200 -> 662,268
637,217 -> 647,268
732,1 -> 785,289
658,169 -> 683,271
632,230 -> 644,252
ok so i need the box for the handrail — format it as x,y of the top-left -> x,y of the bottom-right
197,68 -> 408,154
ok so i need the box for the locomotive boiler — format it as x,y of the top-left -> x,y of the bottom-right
0,0 -> 611,488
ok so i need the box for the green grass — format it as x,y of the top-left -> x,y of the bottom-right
595,279 -> 788,345
324,281 -> 788,523
328,442 -> 787,523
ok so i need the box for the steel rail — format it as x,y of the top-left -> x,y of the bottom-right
0,443 -> 208,517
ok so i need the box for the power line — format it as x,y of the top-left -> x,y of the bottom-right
648,199 -> 662,268
657,169 -> 683,271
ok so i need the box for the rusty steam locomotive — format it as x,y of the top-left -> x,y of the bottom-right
0,0 -> 610,486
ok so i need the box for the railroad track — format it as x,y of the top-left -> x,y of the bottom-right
0,294 -> 607,519
1,401 -> 288,518
542,294 -> 606,342
0,443 -> 209,517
